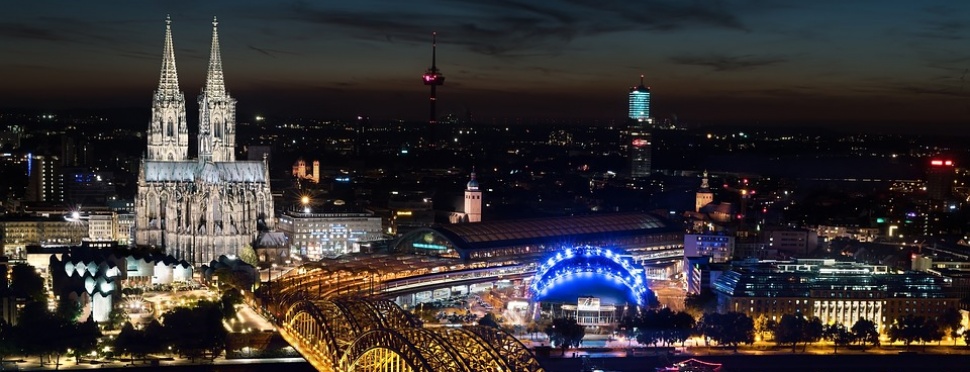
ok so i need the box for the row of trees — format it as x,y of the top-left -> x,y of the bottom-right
620,308 -> 696,347
771,315 -> 878,353
887,312 -> 966,349
543,317 -> 586,355
0,297 -> 233,368
619,309 -> 754,351
0,301 -> 102,367
115,300 -> 228,362
618,307 -> 966,354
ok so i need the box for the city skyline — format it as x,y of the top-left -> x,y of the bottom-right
3,1 -> 970,132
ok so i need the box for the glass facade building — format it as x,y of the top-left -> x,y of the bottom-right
628,77 -> 652,177
713,259 -> 956,333
628,80 -> 651,121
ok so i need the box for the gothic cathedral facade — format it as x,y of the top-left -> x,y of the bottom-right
135,17 -> 274,265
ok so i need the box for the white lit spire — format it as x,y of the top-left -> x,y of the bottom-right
157,15 -> 181,99
204,16 -> 225,97
148,15 -> 188,161
198,16 -> 237,162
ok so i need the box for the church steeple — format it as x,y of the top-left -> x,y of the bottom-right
157,15 -> 180,99
198,16 -> 236,162
695,170 -> 714,213
464,168 -> 482,223
204,17 -> 226,97
147,15 -> 188,162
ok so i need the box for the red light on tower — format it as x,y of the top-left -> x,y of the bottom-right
422,32 -> 445,86
631,138 -> 648,147
423,32 -> 445,131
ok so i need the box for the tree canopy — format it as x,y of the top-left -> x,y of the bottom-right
544,317 -> 585,355
697,312 -> 754,351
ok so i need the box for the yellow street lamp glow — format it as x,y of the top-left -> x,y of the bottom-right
301,196 -> 310,205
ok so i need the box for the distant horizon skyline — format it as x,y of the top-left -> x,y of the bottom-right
5,105 -> 968,138
4,2 -> 970,133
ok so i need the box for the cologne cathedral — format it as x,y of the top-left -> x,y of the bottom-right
135,17 -> 274,265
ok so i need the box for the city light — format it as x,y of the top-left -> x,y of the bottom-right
532,245 -> 649,306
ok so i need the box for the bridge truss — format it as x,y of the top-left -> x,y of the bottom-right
278,291 -> 544,372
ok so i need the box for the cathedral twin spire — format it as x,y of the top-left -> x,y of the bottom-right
147,15 -> 189,162
204,17 -> 226,98
149,16 -> 234,163
157,15 -> 181,100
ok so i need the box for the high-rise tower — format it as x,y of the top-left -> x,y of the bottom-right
422,32 -> 445,145
198,17 -> 236,162
927,158 -> 955,201
628,75 -> 652,177
628,75 -> 651,121
147,15 -> 189,161
464,169 -> 482,223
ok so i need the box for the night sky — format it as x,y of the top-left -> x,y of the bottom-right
3,1 -> 970,131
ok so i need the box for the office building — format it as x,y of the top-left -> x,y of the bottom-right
628,76 -> 652,177
713,259 -> 957,333
926,158 -> 955,201
25,154 -> 62,203
278,210 -> 383,260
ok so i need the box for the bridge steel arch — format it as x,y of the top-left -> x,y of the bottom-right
464,326 -> 547,372
316,299 -> 360,350
335,298 -> 389,334
283,299 -> 341,367
272,264 -> 547,371
362,298 -> 422,329
433,327 -> 513,371
339,328 -> 455,372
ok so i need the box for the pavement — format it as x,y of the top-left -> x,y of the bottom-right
226,303 -> 277,333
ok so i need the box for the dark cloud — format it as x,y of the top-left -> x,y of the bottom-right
247,45 -> 301,58
276,0 -> 748,58
0,17 -> 136,48
669,54 -> 787,71
914,19 -> 968,40
0,23 -> 68,42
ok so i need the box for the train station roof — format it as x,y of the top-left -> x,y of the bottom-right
435,213 -> 672,249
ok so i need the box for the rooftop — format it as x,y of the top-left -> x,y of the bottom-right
432,212 -> 673,250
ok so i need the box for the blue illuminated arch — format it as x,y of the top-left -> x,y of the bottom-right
530,246 -> 649,306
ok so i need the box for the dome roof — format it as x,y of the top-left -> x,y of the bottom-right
466,172 -> 479,190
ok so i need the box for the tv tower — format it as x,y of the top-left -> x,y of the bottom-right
422,32 -> 445,145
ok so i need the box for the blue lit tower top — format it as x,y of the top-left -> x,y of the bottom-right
628,75 -> 650,122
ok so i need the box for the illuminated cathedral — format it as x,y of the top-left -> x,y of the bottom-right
134,17 -> 274,265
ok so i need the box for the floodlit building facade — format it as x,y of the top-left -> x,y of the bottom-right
713,259 -> 957,333
278,210 -> 383,260
134,17 -> 274,265
0,216 -> 87,257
